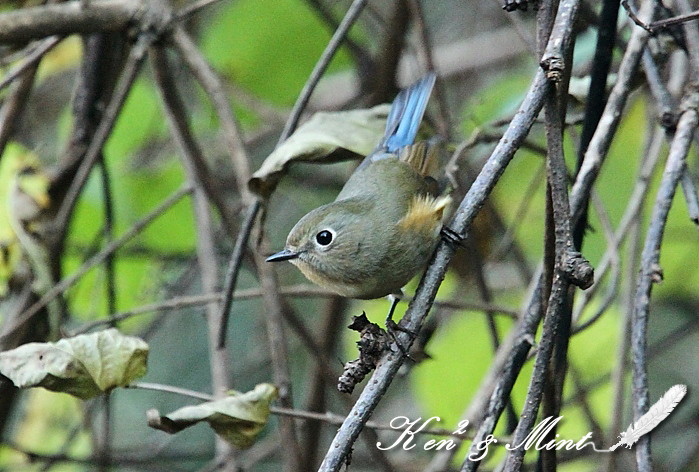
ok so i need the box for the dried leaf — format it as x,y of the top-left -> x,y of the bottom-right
147,383 -> 277,449
0,328 -> 149,399
249,104 -> 391,197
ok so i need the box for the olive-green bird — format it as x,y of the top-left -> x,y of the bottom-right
267,73 -> 450,301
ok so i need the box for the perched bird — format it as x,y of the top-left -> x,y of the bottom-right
267,74 -> 450,303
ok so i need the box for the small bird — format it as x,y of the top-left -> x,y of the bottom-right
267,74 -> 450,303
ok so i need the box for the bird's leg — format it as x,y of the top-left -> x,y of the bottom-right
384,292 -> 416,359
385,293 -> 401,325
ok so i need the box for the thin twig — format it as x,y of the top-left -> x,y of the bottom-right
216,201 -> 259,348
570,191 -> 620,334
504,32 -> 588,467
175,0 -> 228,20
492,160 -> 546,260
631,88 -> 699,472
570,0 -> 655,225
648,8 -> 699,32
299,296 -> 346,470
149,44 -> 232,463
620,0 -> 653,32
98,158 -> 116,472
168,27 -> 259,349
147,47 -> 235,233
604,188 -> 644,472
1,185 -> 192,342
642,48 -> 678,127
680,170 -> 699,226
72,285 -> 519,335
573,0 -> 621,251
99,159 -> 117,320
304,0 -> 371,72
572,126 -> 666,329
127,381 -> 509,442
0,65 -> 38,155
277,0 -> 368,144
170,27 -> 252,197
127,381 -> 213,401
0,36 -> 61,92
255,237 -> 302,472
53,35 -> 150,243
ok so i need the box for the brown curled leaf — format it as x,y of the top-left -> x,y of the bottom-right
147,383 -> 278,449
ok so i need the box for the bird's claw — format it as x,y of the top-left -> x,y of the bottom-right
385,319 -> 417,361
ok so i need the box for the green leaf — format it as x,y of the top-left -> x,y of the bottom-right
147,383 -> 278,449
249,104 -> 390,196
0,329 -> 149,399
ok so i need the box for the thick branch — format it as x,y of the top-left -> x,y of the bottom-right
0,0 -> 142,44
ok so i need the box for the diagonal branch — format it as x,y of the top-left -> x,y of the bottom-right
0,36 -> 61,92
52,35 -> 150,242
319,66 -> 550,472
1,185 -> 192,342
278,0 -> 368,143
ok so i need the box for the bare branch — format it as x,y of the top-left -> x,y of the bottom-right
0,0 -> 142,43
570,0 -> 654,224
318,65 -> 550,471
278,0 -> 368,143
0,36 -> 61,92
631,87 -> 699,472
680,170 -> 699,226
0,185 -> 192,343
255,235 -> 302,472
53,36 -> 150,241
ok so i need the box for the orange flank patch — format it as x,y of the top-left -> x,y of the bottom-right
398,195 -> 452,233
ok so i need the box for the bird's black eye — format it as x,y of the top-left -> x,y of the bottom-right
316,230 -> 333,246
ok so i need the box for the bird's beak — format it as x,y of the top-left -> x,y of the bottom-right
266,249 -> 300,262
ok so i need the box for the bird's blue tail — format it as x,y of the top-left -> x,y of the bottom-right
382,73 -> 436,152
